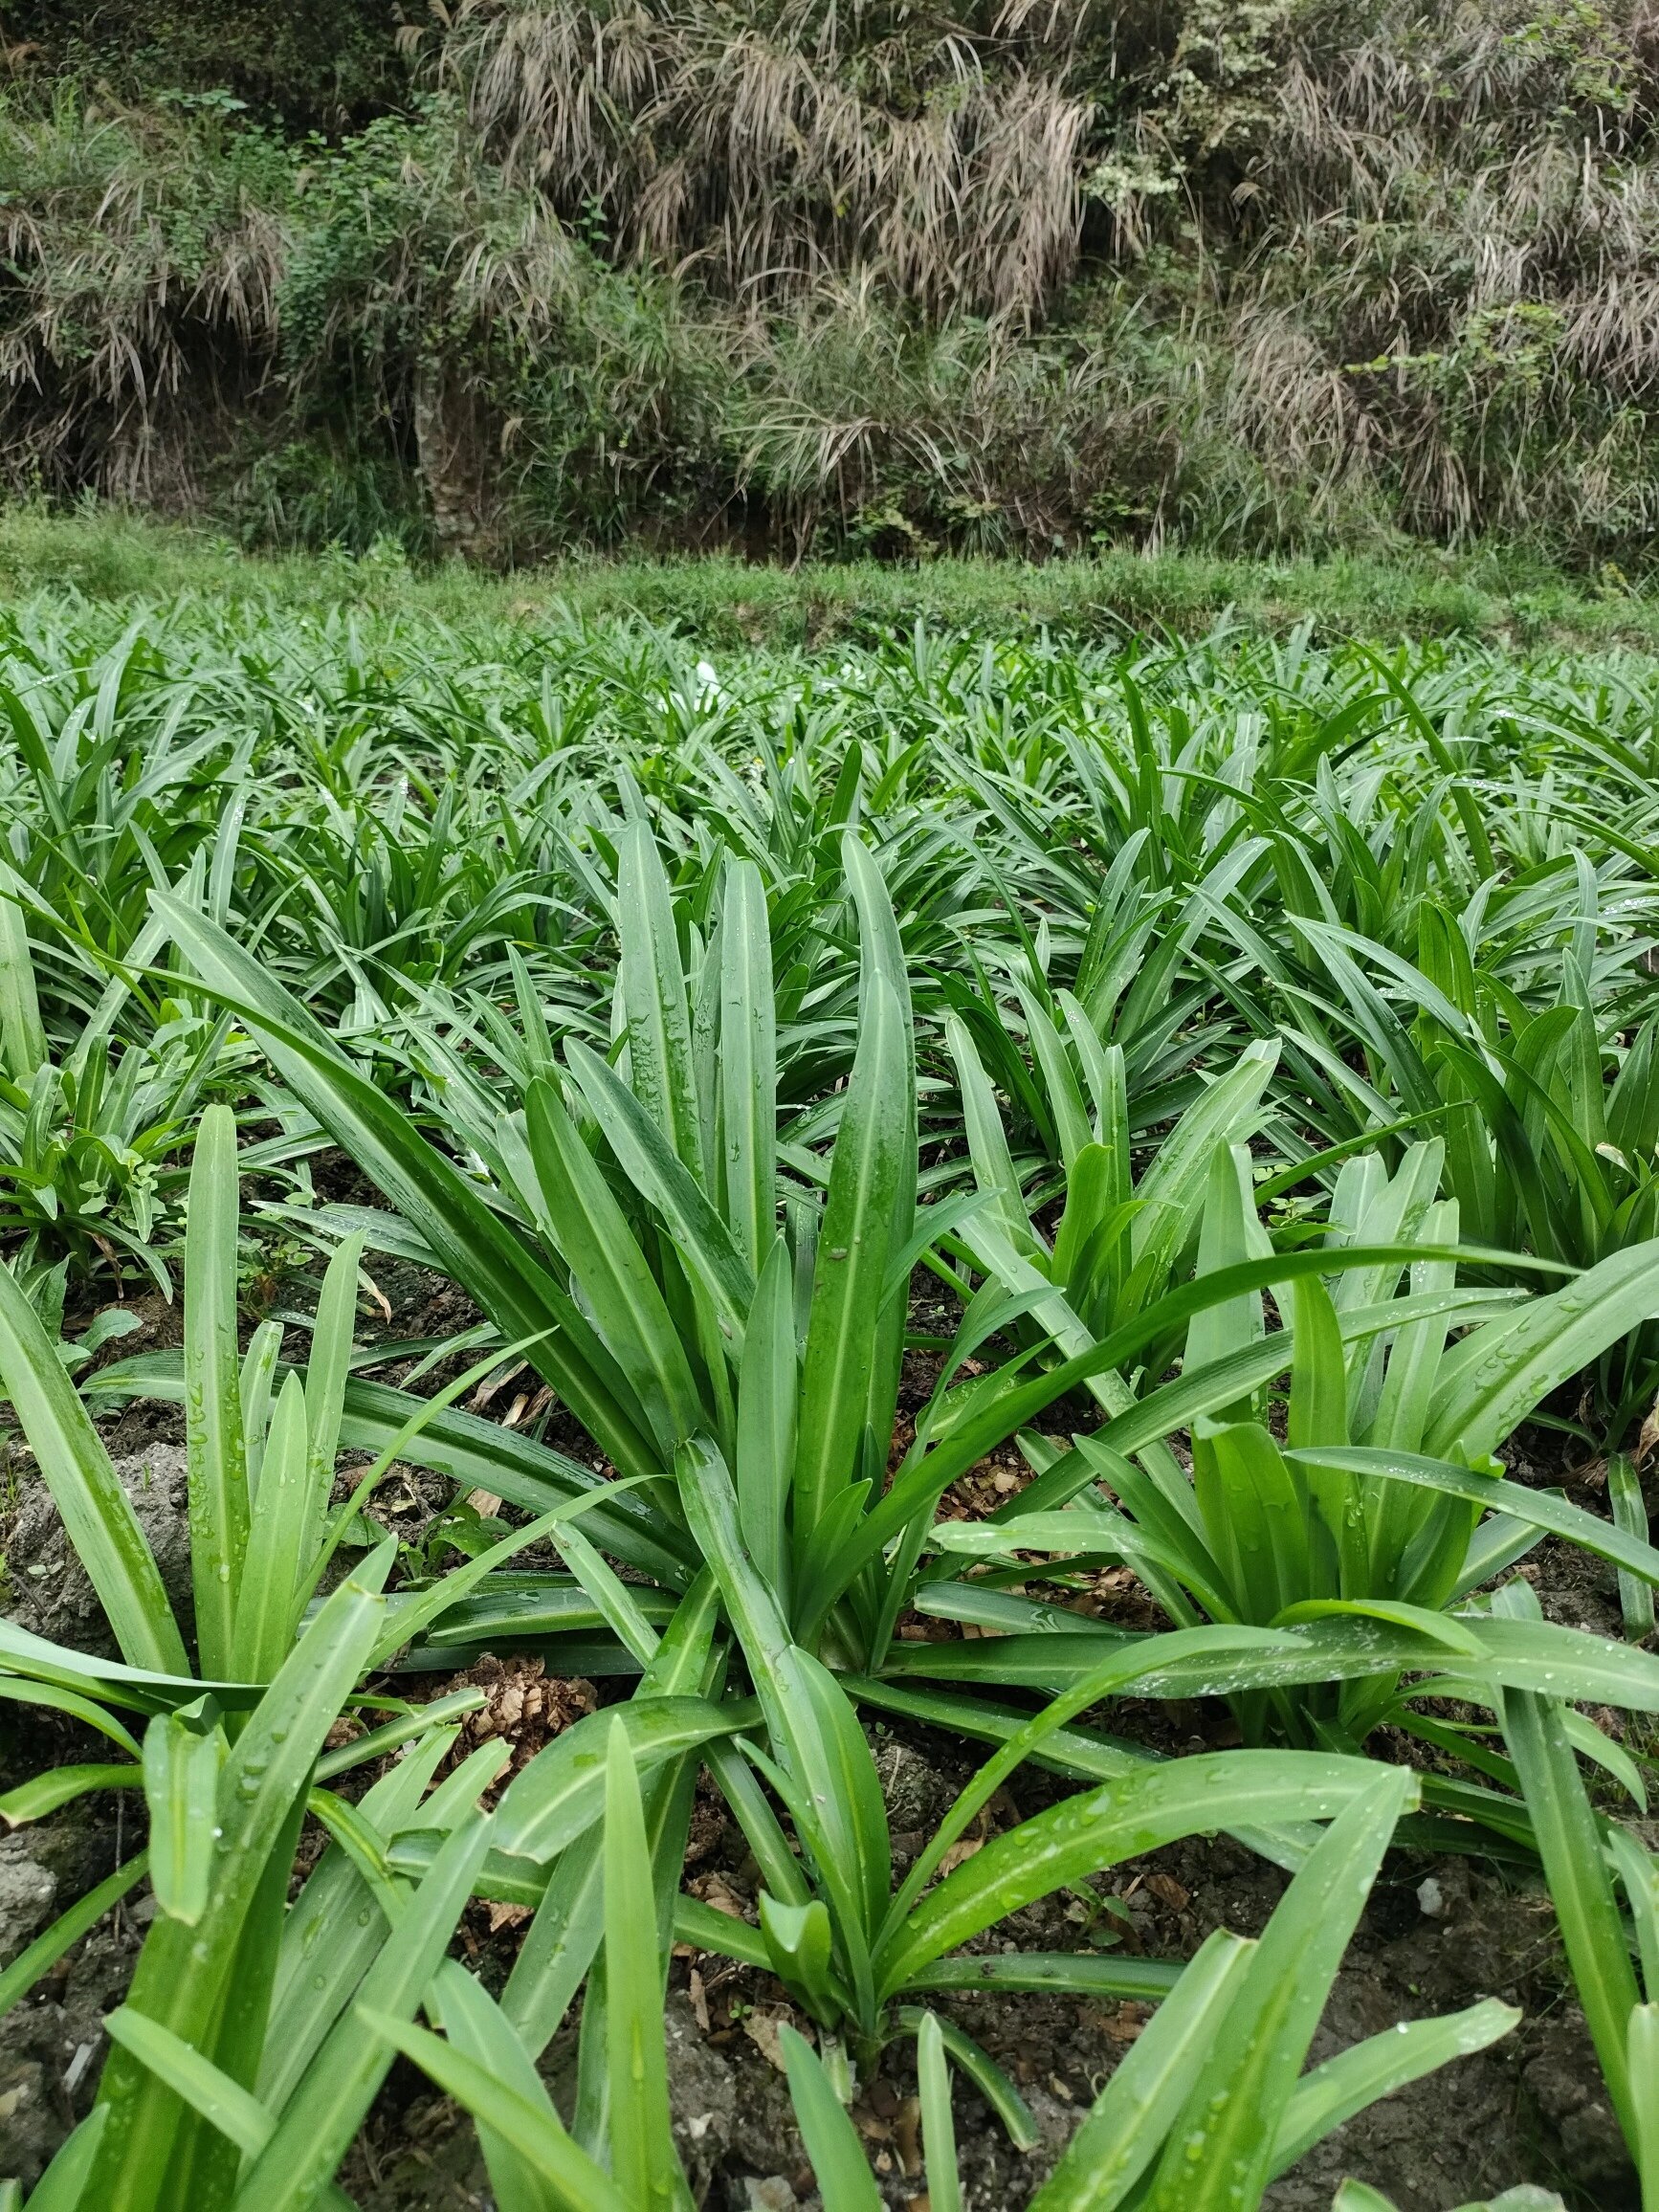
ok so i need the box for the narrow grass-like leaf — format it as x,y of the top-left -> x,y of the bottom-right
719,856 -> 777,1274
15,2106 -> 111,2212
778,2024 -> 881,2212
361,2008 -> 630,2212
429,1959 -> 564,2212
1270,1998 -> 1519,2179
618,819 -> 702,1179
102,2005 -> 275,2157
88,1554 -> 389,2212
1029,1929 -> 1253,2212
603,1718 -> 686,2211
525,1076 -> 703,1456
232,1810 -> 495,2212
0,1761 -> 142,1824
154,894 -> 663,1486
1609,1454 -> 1656,1641
795,970 -> 906,1544
232,1372 -> 315,1682
0,1264 -> 185,1675
493,1694 -> 752,1864
0,1849 -> 148,2023
0,889 -> 45,1081
1500,1686 -> 1639,2133
1141,1766 -> 1414,2210
876,1753 -> 1401,2002
300,1228 -> 366,1565
916,2012 -> 962,2212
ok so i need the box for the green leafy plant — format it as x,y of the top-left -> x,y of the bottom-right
919,1135 -> 1659,1743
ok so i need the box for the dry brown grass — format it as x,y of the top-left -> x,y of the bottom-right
445,0 -> 1095,317
5,0 -> 1659,561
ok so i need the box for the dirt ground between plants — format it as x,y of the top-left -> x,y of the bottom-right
1,1249 -> 1651,2207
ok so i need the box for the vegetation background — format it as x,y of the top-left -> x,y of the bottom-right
7,0 -> 1659,576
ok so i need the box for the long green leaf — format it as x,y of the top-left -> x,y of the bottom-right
0,1265 -> 185,1674
363,2007 -> 630,2212
0,1849 -> 149,2023
603,1719 -> 686,2211
1142,1766 -> 1413,2210
778,2024 -> 881,2212
184,1102 -> 250,1679
1029,1929 -> 1254,2212
88,1554 -> 390,2212
794,971 -> 907,1547
142,1710 -> 225,1927
232,1809 -> 495,2212
876,1753 -> 1402,2001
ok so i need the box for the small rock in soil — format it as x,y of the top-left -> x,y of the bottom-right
0,1836 -> 55,1961
3,1447 -> 192,1657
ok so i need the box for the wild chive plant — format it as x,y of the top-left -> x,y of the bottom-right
154,829 -> 1120,1672
7,605 -> 1659,2205
912,1136 -> 1659,1782
382,1743 -> 1522,2212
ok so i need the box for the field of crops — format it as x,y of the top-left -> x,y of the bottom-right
4,591 -> 1659,2210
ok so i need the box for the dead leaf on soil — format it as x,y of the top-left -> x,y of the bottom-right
742,2004 -> 799,2070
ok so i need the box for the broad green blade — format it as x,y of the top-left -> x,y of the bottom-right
184,1103 -> 251,1679
1284,1448 -> 1659,1597
239,1320 -> 285,1497
102,2005 -> 276,2157
1629,2004 -> 1659,2208
142,1710 -> 226,1927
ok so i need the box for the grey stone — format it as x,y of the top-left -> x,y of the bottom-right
4,1446 -> 192,1656
666,1990 -> 738,2200
0,1837 -> 55,1962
